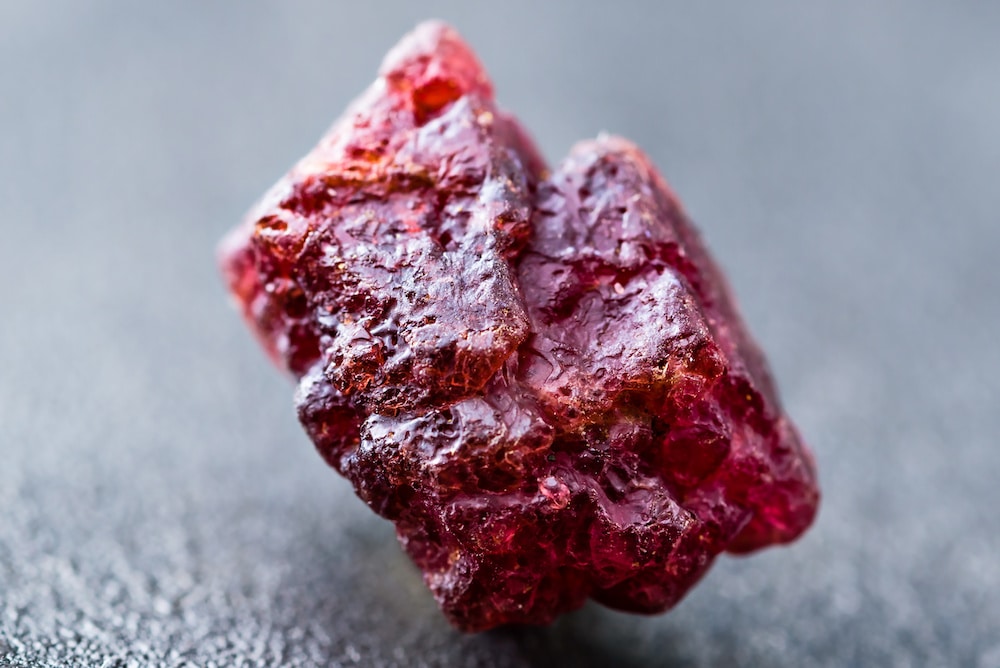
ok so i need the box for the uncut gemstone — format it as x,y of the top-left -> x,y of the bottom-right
219,20 -> 819,632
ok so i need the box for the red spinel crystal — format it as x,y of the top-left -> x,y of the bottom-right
219,21 -> 819,632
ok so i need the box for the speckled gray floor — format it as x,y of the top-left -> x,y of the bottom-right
2,2 -> 999,667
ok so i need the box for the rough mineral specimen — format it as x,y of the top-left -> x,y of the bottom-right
219,21 -> 820,632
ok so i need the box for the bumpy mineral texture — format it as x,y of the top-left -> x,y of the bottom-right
219,21 -> 819,632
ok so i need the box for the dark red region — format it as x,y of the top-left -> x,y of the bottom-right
219,20 -> 819,632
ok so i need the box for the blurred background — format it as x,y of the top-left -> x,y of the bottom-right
1,2 -> 998,666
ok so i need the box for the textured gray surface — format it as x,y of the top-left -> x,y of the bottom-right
2,2 -> 999,666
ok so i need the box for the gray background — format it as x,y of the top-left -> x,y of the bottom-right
1,2 -> 998,666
